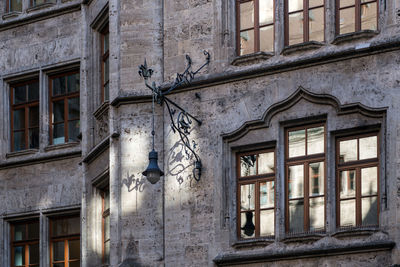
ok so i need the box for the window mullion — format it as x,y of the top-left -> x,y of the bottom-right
356,167 -> 361,226
25,106 -> 29,150
304,162 -> 310,231
304,0 -> 309,42
64,94 -> 68,143
254,0 -> 260,52
255,181 -> 260,237
355,0 -> 361,31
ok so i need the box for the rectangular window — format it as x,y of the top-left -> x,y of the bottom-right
236,0 -> 275,56
10,220 -> 40,267
49,71 -> 80,145
7,0 -> 22,12
337,133 -> 379,228
336,0 -> 378,35
30,0 -> 54,6
237,149 -> 275,239
50,216 -> 80,267
285,0 -> 325,46
10,80 -> 40,152
101,187 -> 110,264
101,24 -> 110,103
285,124 -> 325,234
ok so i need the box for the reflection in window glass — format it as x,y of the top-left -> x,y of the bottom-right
309,162 -> 324,196
260,181 -> 274,209
361,167 -> 378,196
240,184 -> 255,211
359,136 -> 377,160
340,170 -> 356,198
241,211 -> 255,238
258,152 -> 274,174
260,25 -> 274,52
340,7 -> 356,35
309,0 -> 324,8
240,1 -> 254,30
9,0 -> 22,12
288,0 -> 303,12
362,196 -> 378,225
288,165 -> 304,199
340,0 -> 355,8
260,209 -> 274,236
307,127 -> 324,155
339,139 -> 357,163
309,197 -> 324,231
29,243 -> 40,264
240,30 -> 255,56
14,246 -> 24,266
289,129 -> 305,157
289,12 -> 304,45
361,3 -> 377,31
289,199 -> 304,233
340,199 -> 356,227
240,155 -> 257,176
259,0 -> 274,25
309,7 -> 324,42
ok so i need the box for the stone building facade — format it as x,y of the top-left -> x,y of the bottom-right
1,0 -> 400,266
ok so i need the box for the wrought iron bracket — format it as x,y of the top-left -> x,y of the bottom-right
139,51 -> 210,181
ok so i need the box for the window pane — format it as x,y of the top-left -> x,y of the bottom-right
289,0 -> 303,12
53,124 -> 65,145
67,73 -> 80,93
289,129 -> 305,157
260,209 -> 274,236
289,199 -> 304,233
289,12 -> 304,45
27,221 -> 39,239
14,85 -> 26,104
29,243 -> 39,264
69,261 -> 80,267
53,77 -> 66,96
339,139 -> 357,163
340,0 -> 355,8
240,1 -> 254,30
260,181 -> 274,209
309,7 -> 324,42
104,241 -> 110,263
340,7 -> 355,34
240,184 -> 255,211
53,100 -> 64,123
104,190 -> 110,211
240,211 -> 255,238
52,217 -> 80,237
309,162 -> 324,196
69,240 -> 80,260
260,25 -> 274,52
104,215 -> 110,240
309,0 -> 324,8
258,152 -> 274,174
10,0 -> 22,11
240,30 -> 255,55
33,0 -> 46,5
104,58 -> 110,84
362,196 -> 378,226
359,136 -> 377,160
104,83 -> 110,102
28,82 -> 39,101
53,241 -> 64,261
13,109 -> 25,130
29,128 -> 39,149
340,199 -> 356,227
307,126 -> 324,155
104,32 -> 109,52
259,0 -> 274,25
288,165 -> 304,199
14,224 -> 26,241
240,155 -> 257,176
68,97 -> 80,120
340,170 -> 356,198
29,106 -> 39,127
14,246 -> 24,266
14,131 -> 26,151
309,197 -> 324,231
68,120 -> 80,142
361,167 -> 378,196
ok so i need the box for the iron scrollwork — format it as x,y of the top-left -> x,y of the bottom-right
138,51 -> 210,181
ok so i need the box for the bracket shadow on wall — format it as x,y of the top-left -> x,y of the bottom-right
138,51 -> 211,184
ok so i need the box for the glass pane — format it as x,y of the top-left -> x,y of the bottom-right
28,82 -> 39,101
14,246 -> 24,266
240,30 -> 255,56
27,221 -> 39,239
68,120 -> 81,141
29,106 -> 39,127
309,7 -> 324,42
260,209 -> 274,236
240,211 -> 255,238
69,261 -> 80,267
104,241 -> 110,263
13,109 -> 25,130
68,240 -> 80,260
53,100 -> 64,123
104,83 -> 110,102
340,7 -> 355,34
53,263 -> 64,267
240,1 -> 254,30
307,126 -> 324,155
259,0 -> 274,25
53,124 -> 65,145
339,139 -> 357,163
14,85 -> 26,104
289,12 -> 304,45
104,32 -> 109,52
309,0 -> 324,8
340,0 -> 355,8
340,199 -> 356,227
13,131 -> 26,151
340,170 -> 356,198
104,190 -> 110,210
14,224 -> 26,241
240,184 -> 255,211
53,77 -> 66,96
104,215 -> 110,240
258,152 -> 274,174
289,0 -> 303,12
67,73 -> 80,93
288,165 -> 304,199
33,0 -> 46,5
29,243 -> 39,264
289,199 -> 304,233
289,129 -> 305,158
53,241 -> 64,261
362,196 -> 378,226
68,97 -> 80,120
10,0 -> 22,11
260,181 -> 274,209
260,25 -> 274,52
359,136 -> 377,160
29,128 -> 39,149
104,58 -> 109,84
309,197 -> 324,231
52,217 -> 80,237
240,154 -> 257,176
361,167 -> 378,196
309,162 -> 324,196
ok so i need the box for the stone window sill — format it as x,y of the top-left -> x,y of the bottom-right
333,30 -> 379,45
281,41 -> 325,56
332,227 -> 380,239
26,2 -> 55,13
93,100 -> 109,119
232,237 -> 274,249
45,142 -> 80,152
231,51 -> 274,66
2,11 -> 21,20
6,149 -> 38,158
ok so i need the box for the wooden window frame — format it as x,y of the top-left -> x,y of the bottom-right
336,132 -> 380,229
6,0 -> 23,12
30,0 -> 52,7
237,148 -> 276,239
101,187 -> 110,265
285,123 -> 326,234
10,220 -> 40,267
284,0 -> 325,46
100,24 -> 110,103
49,71 -> 80,145
236,0 -> 275,56
335,0 -> 378,36
49,215 -> 80,267
10,79 -> 40,152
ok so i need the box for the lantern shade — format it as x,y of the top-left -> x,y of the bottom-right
142,150 -> 164,184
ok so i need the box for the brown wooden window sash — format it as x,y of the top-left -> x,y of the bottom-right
100,24 -> 110,103
7,0 -> 23,12
10,220 -> 40,267
30,0 -> 52,7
